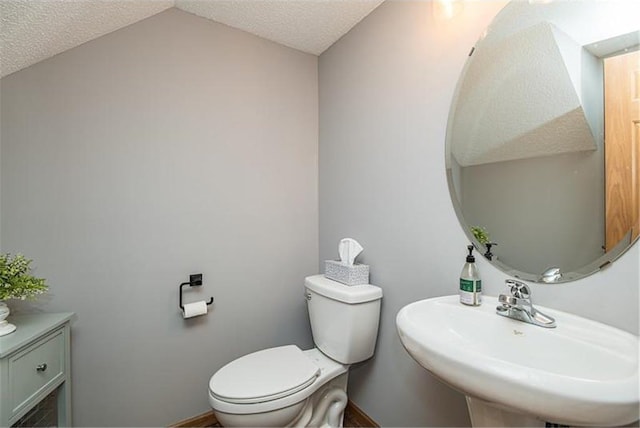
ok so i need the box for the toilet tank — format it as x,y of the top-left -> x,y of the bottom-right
304,275 -> 383,364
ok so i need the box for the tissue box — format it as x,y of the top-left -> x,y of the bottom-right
324,260 -> 370,286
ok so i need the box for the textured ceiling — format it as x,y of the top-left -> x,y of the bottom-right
176,1 -> 384,55
0,0 -> 383,78
0,1 -> 174,78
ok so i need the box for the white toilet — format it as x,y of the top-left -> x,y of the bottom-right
208,274 -> 383,427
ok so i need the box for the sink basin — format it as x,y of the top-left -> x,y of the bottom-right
396,295 -> 639,427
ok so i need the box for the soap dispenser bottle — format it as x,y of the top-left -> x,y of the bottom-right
460,245 -> 482,306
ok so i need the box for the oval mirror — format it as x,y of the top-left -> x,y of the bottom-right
446,0 -> 640,283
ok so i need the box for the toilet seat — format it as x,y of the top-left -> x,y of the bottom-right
209,345 -> 320,405
209,347 -> 348,415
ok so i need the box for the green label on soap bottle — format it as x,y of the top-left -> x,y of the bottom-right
460,278 -> 481,292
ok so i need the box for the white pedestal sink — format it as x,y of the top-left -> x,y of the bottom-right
396,295 -> 639,427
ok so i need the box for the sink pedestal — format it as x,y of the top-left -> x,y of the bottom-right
466,396 -> 545,427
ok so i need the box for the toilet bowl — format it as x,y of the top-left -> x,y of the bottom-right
208,275 -> 383,427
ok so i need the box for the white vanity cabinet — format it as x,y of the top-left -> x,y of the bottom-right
0,313 -> 74,427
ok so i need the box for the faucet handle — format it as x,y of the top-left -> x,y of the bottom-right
505,279 -> 531,300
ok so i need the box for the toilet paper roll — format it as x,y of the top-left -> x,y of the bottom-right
182,301 -> 208,319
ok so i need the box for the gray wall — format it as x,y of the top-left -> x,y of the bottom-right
1,8 -> 318,427
318,1 -> 639,426
461,149 -> 604,276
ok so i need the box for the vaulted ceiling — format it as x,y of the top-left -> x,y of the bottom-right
0,0 -> 384,78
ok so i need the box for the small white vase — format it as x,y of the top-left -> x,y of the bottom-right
0,301 -> 17,337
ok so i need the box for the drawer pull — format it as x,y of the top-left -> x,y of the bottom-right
36,363 -> 47,372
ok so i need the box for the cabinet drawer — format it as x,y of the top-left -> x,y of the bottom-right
8,330 -> 65,415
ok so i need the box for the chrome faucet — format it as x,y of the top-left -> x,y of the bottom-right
496,279 -> 556,328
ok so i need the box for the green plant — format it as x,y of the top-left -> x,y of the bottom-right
470,226 -> 490,245
0,253 -> 48,301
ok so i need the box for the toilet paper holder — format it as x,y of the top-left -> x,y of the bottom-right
179,273 -> 214,311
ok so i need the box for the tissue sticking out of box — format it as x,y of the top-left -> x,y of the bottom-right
338,238 -> 363,266
325,238 -> 369,286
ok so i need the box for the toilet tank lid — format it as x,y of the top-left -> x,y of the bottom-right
305,275 -> 382,304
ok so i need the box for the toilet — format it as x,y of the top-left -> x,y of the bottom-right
208,274 -> 383,427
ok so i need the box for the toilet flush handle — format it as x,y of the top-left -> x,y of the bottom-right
305,292 -> 312,301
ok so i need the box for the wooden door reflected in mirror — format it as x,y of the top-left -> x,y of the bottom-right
604,50 -> 640,251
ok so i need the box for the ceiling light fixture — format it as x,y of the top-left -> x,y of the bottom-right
433,0 -> 464,20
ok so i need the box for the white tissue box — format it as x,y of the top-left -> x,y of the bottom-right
324,260 -> 370,286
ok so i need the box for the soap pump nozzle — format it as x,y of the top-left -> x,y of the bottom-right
466,245 -> 475,263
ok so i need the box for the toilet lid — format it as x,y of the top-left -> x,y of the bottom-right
209,345 -> 320,404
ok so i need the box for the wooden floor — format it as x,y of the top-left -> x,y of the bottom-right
343,404 -> 375,427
